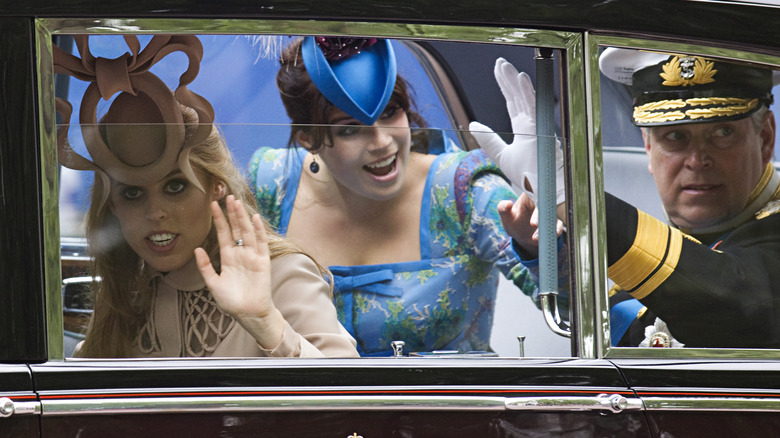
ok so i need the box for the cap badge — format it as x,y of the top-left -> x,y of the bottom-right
661,56 -> 717,87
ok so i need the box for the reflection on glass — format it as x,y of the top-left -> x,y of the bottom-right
56,33 -> 573,359
600,47 -> 780,349
56,35 -> 358,359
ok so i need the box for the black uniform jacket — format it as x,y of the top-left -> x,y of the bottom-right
607,192 -> 780,348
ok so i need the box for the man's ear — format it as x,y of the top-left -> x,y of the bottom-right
641,128 -> 654,175
760,110 -> 776,165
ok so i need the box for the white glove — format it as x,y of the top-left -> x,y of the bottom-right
469,57 -> 565,205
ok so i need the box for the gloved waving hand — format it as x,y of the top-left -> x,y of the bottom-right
468,57 -> 565,206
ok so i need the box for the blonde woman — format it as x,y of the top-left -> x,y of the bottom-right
56,35 -> 357,358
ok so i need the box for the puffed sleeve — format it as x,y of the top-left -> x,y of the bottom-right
468,172 -> 549,307
449,152 -> 535,292
259,253 -> 359,357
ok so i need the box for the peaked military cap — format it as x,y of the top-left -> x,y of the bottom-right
600,48 -> 775,126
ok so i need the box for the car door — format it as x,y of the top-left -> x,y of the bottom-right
17,16 -> 655,437
592,33 -> 780,435
615,359 -> 780,436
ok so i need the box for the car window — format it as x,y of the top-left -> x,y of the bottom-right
52,29 -> 576,360
598,43 -> 780,352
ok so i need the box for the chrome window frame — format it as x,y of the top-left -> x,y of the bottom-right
36,18 -> 588,361
587,33 -> 780,359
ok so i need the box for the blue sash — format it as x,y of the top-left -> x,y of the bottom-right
610,298 -> 646,345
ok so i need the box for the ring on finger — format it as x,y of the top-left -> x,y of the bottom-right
234,238 -> 244,247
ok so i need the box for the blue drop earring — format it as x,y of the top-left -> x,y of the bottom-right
309,155 -> 320,173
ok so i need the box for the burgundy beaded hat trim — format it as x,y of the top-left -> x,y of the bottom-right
314,37 -> 378,61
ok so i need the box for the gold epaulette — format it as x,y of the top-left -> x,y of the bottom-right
755,183 -> 780,220
756,199 -> 780,220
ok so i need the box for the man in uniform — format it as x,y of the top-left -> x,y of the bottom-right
477,49 -> 780,348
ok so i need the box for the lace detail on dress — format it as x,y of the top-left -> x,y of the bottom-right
182,288 -> 236,357
137,315 -> 162,355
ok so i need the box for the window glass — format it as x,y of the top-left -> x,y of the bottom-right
600,46 -> 780,350
55,32 -> 573,359
58,35 -> 458,238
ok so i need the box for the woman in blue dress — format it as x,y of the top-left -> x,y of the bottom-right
249,36 -> 537,356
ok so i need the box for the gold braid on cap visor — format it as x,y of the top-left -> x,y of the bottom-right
633,97 -> 759,124
54,35 -> 214,208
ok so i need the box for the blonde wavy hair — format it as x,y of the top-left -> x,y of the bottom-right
76,105 -> 330,358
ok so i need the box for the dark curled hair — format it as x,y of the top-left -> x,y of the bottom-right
277,37 -> 429,153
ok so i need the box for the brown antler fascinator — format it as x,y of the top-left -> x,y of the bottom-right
54,35 -> 215,208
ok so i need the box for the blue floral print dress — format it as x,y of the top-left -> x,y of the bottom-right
249,147 -> 536,356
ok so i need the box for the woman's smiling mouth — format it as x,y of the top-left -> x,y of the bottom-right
147,232 -> 177,247
364,154 -> 397,176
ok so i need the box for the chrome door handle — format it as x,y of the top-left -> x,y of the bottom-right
0,397 -> 41,417
506,394 -> 643,413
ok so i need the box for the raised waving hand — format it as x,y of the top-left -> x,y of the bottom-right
194,195 -> 285,348
468,57 -> 565,205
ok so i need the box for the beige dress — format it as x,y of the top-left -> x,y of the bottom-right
129,253 -> 358,358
